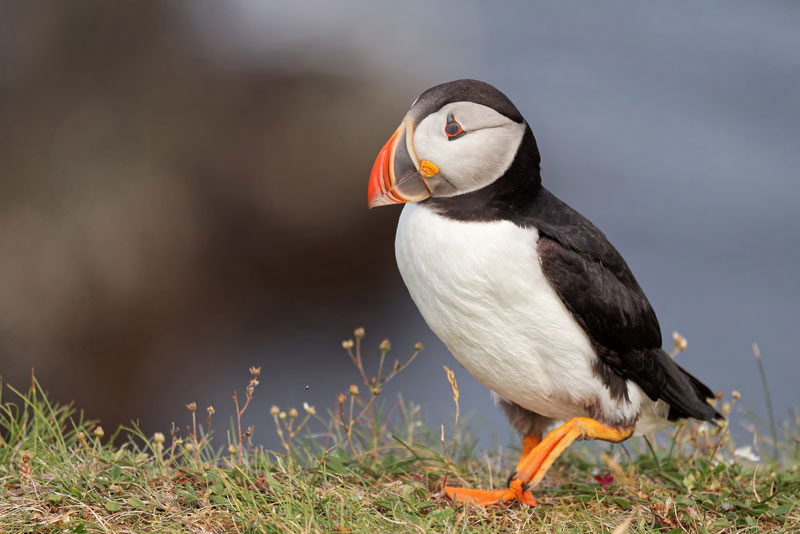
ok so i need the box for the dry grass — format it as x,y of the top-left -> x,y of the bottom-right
1,330 -> 798,533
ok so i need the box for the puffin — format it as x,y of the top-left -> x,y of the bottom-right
367,79 -> 721,506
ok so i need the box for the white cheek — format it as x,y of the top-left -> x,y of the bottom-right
414,122 -> 525,197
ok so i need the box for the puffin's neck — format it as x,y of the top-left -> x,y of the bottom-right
424,125 -> 543,222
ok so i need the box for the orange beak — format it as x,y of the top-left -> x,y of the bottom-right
368,118 -> 433,208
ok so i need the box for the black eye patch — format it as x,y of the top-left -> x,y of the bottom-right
445,112 -> 466,141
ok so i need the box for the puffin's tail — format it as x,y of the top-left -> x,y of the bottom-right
649,349 -> 723,423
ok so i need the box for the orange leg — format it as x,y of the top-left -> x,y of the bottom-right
518,434 -> 542,468
444,418 -> 633,507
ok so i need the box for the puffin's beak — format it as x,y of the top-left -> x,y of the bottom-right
368,117 -> 436,208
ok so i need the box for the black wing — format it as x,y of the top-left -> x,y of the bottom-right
528,189 -> 719,422
529,190 -> 661,353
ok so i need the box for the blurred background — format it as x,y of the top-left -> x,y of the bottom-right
1,1 -> 798,447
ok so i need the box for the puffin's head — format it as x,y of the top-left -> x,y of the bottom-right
368,79 -> 538,208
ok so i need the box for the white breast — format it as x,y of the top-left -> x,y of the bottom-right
395,202 -> 644,425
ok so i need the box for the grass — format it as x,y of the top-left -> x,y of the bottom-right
0,331 -> 798,533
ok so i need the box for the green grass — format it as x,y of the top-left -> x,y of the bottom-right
1,332 -> 798,533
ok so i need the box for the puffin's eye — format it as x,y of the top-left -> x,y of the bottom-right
445,113 -> 466,140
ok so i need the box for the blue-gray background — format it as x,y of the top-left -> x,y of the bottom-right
1,1 -> 797,447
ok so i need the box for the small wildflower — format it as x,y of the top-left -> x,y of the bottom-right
372,387 -> 382,396
185,443 -> 194,452
734,446 -> 761,462
354,327 -> 365,338
716,390 -> 724,399
349,384 -> 359,396
289,408 -> 298,419
722,402 -> 732,416
246,385 -> 255,397
303,402 -> 316,415
153,432 -> 165,444
186,402 -> 197,413
249,379 -> 260,387
228,445 -> 237,455
206,406 -> 215,416
379,339 -> 391,351
77,431 -> 86,443
19,451 -> 32,477
279,411 -> 287,420
337,393 -> 347,404
270,405 -> 280,416
672,332 -> 687,352
94,426 -> 104,438
249,366 -> 261,377
731,390 -> 741,400
342,339 -> 354,350
593,473 -> 614,490
414,342 -> 423,351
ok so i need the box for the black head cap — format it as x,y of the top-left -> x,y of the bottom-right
409,79 -> 525,123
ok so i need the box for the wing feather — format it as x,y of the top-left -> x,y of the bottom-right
530,190 -> 718,421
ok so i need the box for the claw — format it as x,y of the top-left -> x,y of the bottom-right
505,468 -> 518,489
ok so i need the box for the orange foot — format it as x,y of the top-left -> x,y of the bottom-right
443,418 -> 634,508
444,479 -> 537,507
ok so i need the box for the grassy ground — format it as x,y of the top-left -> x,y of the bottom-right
1,333 -> 798,533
